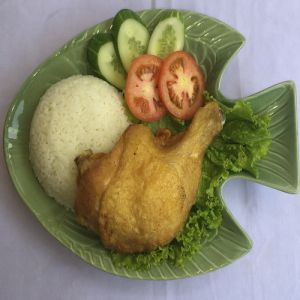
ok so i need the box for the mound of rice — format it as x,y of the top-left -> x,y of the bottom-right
30,75 -> 130,208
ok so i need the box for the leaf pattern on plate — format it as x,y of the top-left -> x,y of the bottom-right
3,9 -> 298,280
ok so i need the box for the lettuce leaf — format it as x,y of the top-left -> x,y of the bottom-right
111,93 -> 271,270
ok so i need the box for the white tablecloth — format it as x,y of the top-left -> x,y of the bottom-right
1,1 -> 300,299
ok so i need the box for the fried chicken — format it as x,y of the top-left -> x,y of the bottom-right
75,102 -> 223,253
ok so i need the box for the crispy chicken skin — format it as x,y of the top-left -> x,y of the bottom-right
75,102 -> 223,253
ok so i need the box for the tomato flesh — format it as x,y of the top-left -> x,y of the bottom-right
125,54 -> 167,122
158,51 -> 205,120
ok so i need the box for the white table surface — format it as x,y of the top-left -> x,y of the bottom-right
1,0 -> 300,299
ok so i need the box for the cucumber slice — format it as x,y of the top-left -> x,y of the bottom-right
87,33 -> 126,90
112,9 -> 150,71
148,11 -> 184,59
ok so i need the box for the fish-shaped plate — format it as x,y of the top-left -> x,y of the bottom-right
3,9 -> 298,280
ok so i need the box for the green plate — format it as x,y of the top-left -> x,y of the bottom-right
3,9 -> 299,280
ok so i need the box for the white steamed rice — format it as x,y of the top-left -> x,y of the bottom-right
29,75 -> 130,208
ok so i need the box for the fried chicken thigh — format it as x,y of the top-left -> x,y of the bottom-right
75,102 -> 223,253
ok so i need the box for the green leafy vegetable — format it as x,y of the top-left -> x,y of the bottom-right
112,93 -> 271,270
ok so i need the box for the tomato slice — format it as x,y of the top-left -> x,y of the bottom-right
158,51 -> 205,120
125,54 -> 167,122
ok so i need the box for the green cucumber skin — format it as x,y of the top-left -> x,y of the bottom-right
87,32 -> 126,90
87,33 -> 112,79
112,9 -> 149,70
